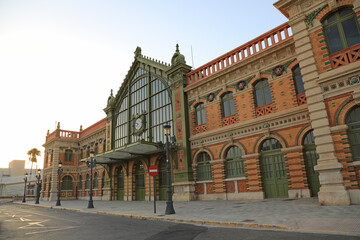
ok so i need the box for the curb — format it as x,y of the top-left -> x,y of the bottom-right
13,202 -> 293,232
12,202 -> 360,236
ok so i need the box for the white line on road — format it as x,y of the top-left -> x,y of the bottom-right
25,226 -> 78,235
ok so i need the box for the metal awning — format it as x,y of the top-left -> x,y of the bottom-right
85,140 -> 162,164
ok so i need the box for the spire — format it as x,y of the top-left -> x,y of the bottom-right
107,89 -> 115,107
171,44 -> 186,66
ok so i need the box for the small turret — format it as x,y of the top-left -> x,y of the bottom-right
107,89 -> 115,107
171,44 -> 186,66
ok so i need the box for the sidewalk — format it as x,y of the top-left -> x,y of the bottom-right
12,198 -> 360,236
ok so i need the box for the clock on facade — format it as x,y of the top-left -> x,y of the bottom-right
133,114 -> 145,135
135,118 -> 142,130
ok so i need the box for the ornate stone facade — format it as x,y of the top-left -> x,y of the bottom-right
42,0 -> 360,205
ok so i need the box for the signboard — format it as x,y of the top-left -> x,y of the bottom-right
148,165 -> 159,177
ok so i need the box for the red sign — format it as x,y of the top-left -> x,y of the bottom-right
148,165 -> 159,176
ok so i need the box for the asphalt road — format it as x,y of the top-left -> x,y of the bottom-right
0,203 -> 358,240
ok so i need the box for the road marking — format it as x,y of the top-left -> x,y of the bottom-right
25,226 -> 78,235
18,220 -> 48,229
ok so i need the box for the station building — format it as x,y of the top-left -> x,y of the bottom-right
42,0 -> 360,205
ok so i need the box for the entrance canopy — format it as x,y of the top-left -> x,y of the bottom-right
89,140 -> 163,164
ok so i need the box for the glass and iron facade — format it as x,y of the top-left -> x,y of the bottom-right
113,68 -> 173,148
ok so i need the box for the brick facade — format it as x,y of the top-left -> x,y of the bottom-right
42,0 -> 360,205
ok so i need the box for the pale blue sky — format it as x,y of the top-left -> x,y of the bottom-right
0,0 -> 288,168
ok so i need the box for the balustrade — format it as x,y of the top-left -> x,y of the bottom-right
330,43 -> 360,69
187,23 -> 293,85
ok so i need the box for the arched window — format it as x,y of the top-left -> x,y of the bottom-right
292,65 -> 305,94
78,175 -> 82,191
225,146 -> 245,178
221,92 -> 235,117
196,152 -> 212,181
254,79 -> 272,107
61,176 -> 73,190
48,177 -> 51,192
322,8 -> 360,54
346,106 -> 360,161
94,143 -> 98,155
304,130 -> 315,145
86,147 -> 90,158
195,103 -> 206,125
261,138 -> 282,152
86,174 -> 90,189
93,172 -> 98,189
65,149 -> 73,161
102,171 -> 105,188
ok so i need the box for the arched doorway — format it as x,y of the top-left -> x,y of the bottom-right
135,161 -> 145,201
158,158 -> 167,200
260,138 -> 288,198
346,106 -> 360,162
303,130 -> 320,197
117,167 -> 125,200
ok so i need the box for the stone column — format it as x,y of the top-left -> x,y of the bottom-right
49,146 -> 60,201
289,17 -> 350,205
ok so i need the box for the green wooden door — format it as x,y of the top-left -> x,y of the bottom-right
159,160 -> 167,200
261,152 -> 289,198
260,138 -> 288,198
346,107 -> 360,162
135,163 -> 145,201
303,130 -> 320,197
117,169 -> 124,200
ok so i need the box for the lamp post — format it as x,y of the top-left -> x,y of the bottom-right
56,162 -> 63,206
86,150 -> 96,208
35,169 -> 41,204
22,173 -> 28,203
163,124 -> 175,215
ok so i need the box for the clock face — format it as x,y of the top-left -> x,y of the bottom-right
135,118 -> 142,130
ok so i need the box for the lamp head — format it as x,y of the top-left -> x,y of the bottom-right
90,149 -> 95,158
58,162 -> 62,168
37,169 -> 41,174
163,124 -> 171,136
25,172 -> 28,177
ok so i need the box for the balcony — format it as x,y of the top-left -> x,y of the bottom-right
330,43 -> 360,69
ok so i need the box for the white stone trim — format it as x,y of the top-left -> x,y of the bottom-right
224,177 -> 246,181
353,161 -> 360,167
196,180 -> 213,184
330,125 -> 348,133
281,146 -> 303,152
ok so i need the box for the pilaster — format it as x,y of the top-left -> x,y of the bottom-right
166,45 -> 195,201
49,145 -> 60,201
289,16 -> 350,205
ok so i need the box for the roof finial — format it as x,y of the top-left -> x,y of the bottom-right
176,43 -> 180,53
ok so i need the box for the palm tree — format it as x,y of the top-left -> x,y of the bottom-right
27,148 -> 41,178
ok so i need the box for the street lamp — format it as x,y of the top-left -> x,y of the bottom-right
56,162 -> 63,206
35,169 -> 41,204
22,172 -> 28,203
163,124 -> 175,215
86,150 -> 96,208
